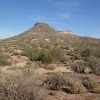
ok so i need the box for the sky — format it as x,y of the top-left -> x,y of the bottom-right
0,0 -> 100,39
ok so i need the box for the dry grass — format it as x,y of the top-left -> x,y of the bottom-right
0,54 -> 11,66
0,73 -> 46,100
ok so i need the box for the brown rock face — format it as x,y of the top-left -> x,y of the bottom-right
31,22 -> 57,33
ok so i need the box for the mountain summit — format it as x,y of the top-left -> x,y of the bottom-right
31,22 -> 57,33
34,22 -> 54,30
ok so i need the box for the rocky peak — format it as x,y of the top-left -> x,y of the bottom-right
34,22 -> 49,27
32,22 -> 56,33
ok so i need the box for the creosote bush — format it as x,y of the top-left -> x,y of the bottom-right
50,47 -> 64,62
40,50 -> 55,64
24,47 -> 40,61
24,46 -> 64,64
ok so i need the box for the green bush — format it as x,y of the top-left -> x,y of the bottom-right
25,46 -> 64,64
50,47 -> 64,62
40,47 -> 64,64
25,47 -> 40,61
41,51 -> 54,64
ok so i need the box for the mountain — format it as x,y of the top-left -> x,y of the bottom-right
7,22 -> 76,40
3,22 -> 99,48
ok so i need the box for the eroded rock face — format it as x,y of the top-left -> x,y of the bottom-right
32,22 -> 57,33
34,23 -> 50,27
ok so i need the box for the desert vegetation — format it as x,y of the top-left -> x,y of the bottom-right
0,54 -> 11,66
0,23 -> 100,100
24,46 -> 64,64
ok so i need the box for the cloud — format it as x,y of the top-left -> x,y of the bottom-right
48,0 -> 79,7
33,16 -> 46,22
48,0 -> 80,20
60,12 -> 71,19
31,13 -> 71,24
28,0 -> 84,25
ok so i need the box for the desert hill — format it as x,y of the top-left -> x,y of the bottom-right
6,23 -> 76,41
3,22 -> 99,48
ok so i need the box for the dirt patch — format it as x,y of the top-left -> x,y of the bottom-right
35,66 -> 73,75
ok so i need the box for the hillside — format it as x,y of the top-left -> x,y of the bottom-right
0,23 -> 100,100
2,23 -> 99,48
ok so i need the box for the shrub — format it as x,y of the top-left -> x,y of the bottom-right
40,47 -> 64,64
22,64 -> 38,76
81,48 -> 91,57
24,47 -> 40,61
83,79 -> 100,93
44,72 -> 66,90
81,47 -> 100,58
0,54 -> 11,66
0,75 -> 33,100
24,46 -> 64,64
68,83 -> 87,94
72,49 -> 82,60
50,47 -> 64,62
83,80 -> 100,90
87,56 -> 100,75
22,66 -> 33,76
0,74 -> 45,100
71,60 -> 89,73
40,50 -> 55,64
25,47 -> 55,64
